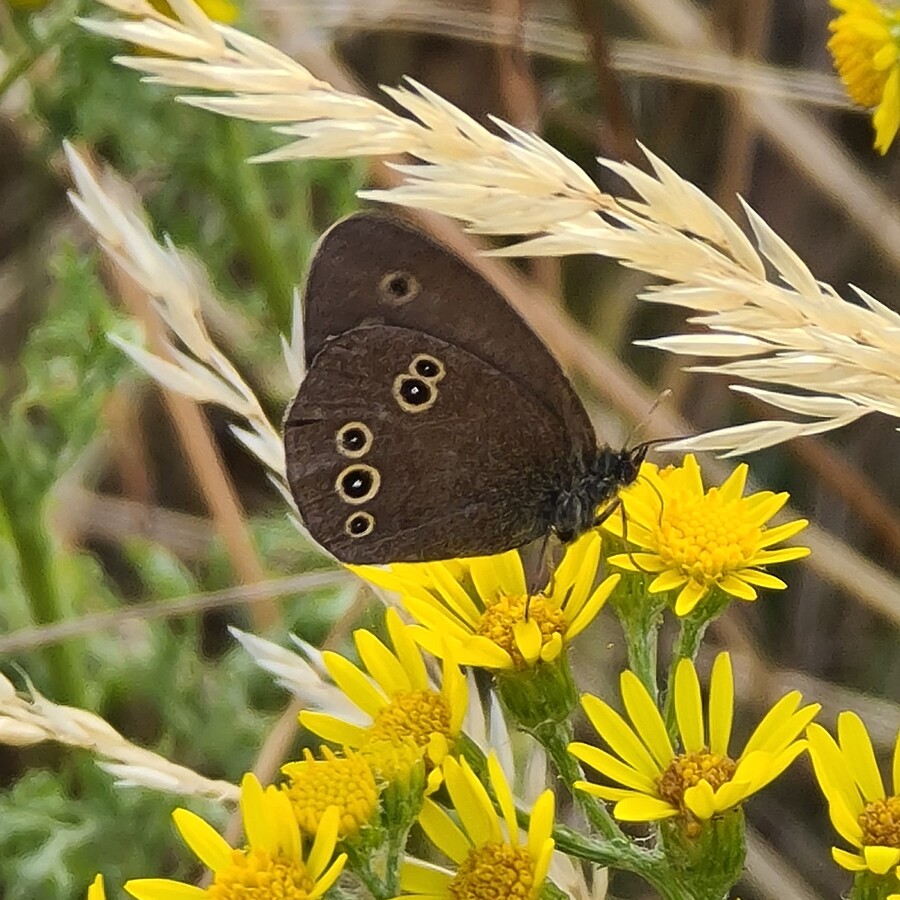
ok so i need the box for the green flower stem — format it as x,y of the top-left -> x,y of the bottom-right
215,120 -> 295,334
536,717 -> 626,842
345,842 -> 391,900
662,590 -> 729,735
608,571 -> 666,701
0,435 -> 82,705
850,870 -> 898,900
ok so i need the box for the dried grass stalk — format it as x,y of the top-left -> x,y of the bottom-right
0,670 -> 239,800
77,0 -> 900,455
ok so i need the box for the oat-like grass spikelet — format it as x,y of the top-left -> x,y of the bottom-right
0,670 -> 239,800
79,0 -> 900,454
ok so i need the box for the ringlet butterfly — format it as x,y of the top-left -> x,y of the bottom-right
283,212 -> 647,564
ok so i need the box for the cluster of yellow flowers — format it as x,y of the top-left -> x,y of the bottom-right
78,453 -> 900,900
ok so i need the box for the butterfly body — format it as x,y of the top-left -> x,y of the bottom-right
284,213 -> 643,564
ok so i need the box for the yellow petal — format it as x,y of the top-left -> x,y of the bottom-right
307,806 -> 340,880
746,547 -> 810,566
124,880 -> 207,900
568,742 -> 657,793
299,712 -> 367,747
735,570 -> 787,590
620,671 -> 674,768
742,691 -> 801,755
613,795 -> 679,821
649,570 -> 688,593
755,519 -> 809,548
444,757 -> 501,847
708,653 -> 734,756
718,463 -> 748,501
171,808 -> 232,873
240,773 -> 275,855
348,565 -> 435,606
400,861 -> 454,893
308,855 -> 348,900
674,579 -> 708,616
581,694 -> 660,778
807,723 -> 864,817
385,608 -> 429,690
527,789 -> 556,859
355,629 -> 411,695
456,635 -> 515,669
566,575 -> 620,640
717,575 -> 757,602
683,780 -> 716,820
488,753 -> 520,847
492,550 -> 527,596
418,798 -> 470,863
864,845 -> 900,875
514,619 -> 543,665
540,632 -> 563,662
426,562 -> 485,627
88,875 -> 106,900
322,652 -> 386,718
674,658 -> 704,753
831,847 -> 867,872
838,711 -> 885,801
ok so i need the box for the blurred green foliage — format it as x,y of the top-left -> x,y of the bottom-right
0,6 -> 366,897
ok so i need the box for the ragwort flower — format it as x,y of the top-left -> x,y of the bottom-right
125,773 -> 346,900
604,454 -> 809,617
352,531 -> 619,670
808,712 -> 900,878
570,653 -> 818,835
282,746 -> 379,840
397,753 -> 555,900
828,0 -> 900,153
299,608 -> 467,787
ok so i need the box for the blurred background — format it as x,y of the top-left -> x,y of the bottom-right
0,0 -> 898,897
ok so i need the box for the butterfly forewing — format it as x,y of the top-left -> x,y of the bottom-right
300,213 -> 596,464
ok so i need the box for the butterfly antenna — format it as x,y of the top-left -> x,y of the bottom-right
636,472 -> 666,528
625,389 -> 673,447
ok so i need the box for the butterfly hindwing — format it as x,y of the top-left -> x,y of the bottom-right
284,325 -> 577,563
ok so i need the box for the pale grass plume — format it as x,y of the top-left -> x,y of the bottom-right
64,141 -> 290,494
80,0 -> 900,455
0,670 -> 239,801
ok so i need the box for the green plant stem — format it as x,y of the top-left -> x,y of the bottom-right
0,436 -> 82,705
537,718 -> 626,842
215,119 -> 295,333
622,606 -> 659,701
345,843 -> 390,900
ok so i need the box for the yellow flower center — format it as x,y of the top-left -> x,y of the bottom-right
447,843 -> 537,899
358,690 -> 452,780
653,488 -> 758,584
282,749 -> 378,838
859,795 -> 900,848
477,594 -> 565,667
829,3 -> 900,108
657,749 -> 737,835
208,848 -> 315,899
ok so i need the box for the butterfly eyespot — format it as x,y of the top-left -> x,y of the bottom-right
336,421 -> 373,458
335,464 -> 381,504
411,354 -> 445,381
345,512 -> 375,537
393,375 -> 437,413
379,270 -> 420,305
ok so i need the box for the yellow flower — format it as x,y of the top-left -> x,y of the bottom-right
570,653 -> 818,834
282,746 -> 379,839
125,773 -> 346,900
604,454 -> 809,617
352,531 -> 619,670
299,608 -> 467,786
808,713 -> 900,877
88,875 -> 106,900
828,0 -> 900,153
397,753 -> 555,899
7,0 -> 238,21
